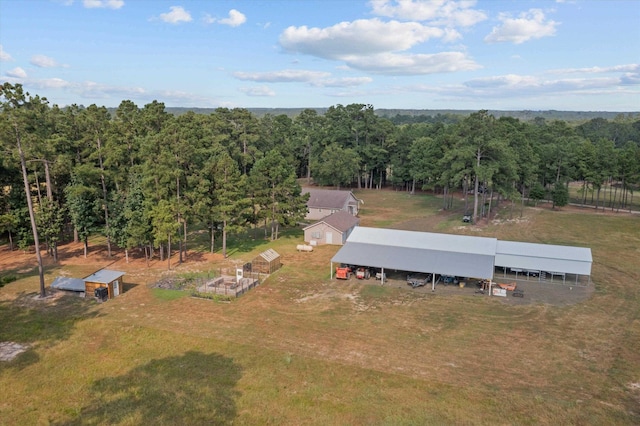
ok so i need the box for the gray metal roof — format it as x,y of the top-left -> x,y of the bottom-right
346,227 -> 498,256
50,277 -> 86,292
495,240 -> 592,275
331,227 -> 592,279
332,242 -> 496,279
332,227 -> 498,279
83,269 -> 125,284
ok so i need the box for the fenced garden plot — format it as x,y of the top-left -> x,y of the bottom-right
152,270 -> 261,299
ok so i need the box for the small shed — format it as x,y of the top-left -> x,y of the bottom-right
251,249 -> 281,274
83,269 -> 126,300
304,210 -> 360,245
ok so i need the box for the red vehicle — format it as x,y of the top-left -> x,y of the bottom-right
336,266 -> 352,280
356,267 -> 371,280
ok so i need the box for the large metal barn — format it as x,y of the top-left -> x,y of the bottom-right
331,227 -> 592,287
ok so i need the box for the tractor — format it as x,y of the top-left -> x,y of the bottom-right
335,265 -> 352,280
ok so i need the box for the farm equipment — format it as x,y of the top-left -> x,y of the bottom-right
356,267 -> 371,280
440,275 -> 459,286
407,274 -> 431,288
497,282 -> 517,291
335,265 -> 352,280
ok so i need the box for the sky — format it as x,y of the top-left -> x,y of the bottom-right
1,0 -> 639,111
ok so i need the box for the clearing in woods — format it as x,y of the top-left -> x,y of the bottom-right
0,189 -> 639,425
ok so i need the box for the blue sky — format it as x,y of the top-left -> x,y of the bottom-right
1,0 -> 639,111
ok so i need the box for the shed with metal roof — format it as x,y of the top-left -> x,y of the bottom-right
332,227 -> 498,280
83,269 -> 126,300
494,240 -> 592,283
331,227 -> 592,286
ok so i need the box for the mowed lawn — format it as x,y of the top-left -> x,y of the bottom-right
1,190 -> 639,425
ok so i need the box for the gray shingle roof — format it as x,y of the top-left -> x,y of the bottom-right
304,210 -> 360,233
302,188 -> 357,209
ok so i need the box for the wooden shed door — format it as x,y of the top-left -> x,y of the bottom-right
326,232 -> 333,244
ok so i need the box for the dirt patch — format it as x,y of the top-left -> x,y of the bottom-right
0,342 -> 29,361
358,275 -> 593,307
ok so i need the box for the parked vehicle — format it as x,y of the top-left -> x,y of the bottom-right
440,275 -> 459,285
497,282 -> 517,291
336,265 -> 352,280
356,267 -> 371,280
407,273 -> 431,288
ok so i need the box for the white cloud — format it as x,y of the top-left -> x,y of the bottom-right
240,86 -> 276,97
233,69 -> 331,83
204,9 -> 247,27
404,70 -> 634,102
311,77 -> 373,88
14,77 -> 221,107
549,64 -> 640,74
369,0 -> 487,27
547,64 -> 640,87
280,18 -> 453,59
349,51 -> 480,75
233,69 -> 374,88
83,0 -> 124,9
219,9 -> 246,27
485,9 -> 558,44
159,6 -> 192,24
203,13 -> 215,24
464,74 -> 538,89
30,54 -> 65,68
6,67 -> 27,79
0,45 -> 13,61
30,77 -> 72,90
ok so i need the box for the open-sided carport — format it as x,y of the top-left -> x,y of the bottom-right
331,227 -> 592,289
494,240 -> 592,284
331,227 -> 497,290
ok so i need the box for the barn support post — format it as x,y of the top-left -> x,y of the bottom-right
381,267 -> 385,285
330,262 -> 333,279
431,273 -> 435,291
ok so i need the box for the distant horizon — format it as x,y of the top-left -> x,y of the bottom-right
2,1 -> 638,111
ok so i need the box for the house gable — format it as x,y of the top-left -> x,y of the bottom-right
302,188 -> 360,220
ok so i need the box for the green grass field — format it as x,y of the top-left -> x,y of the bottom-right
1,190 -> 639,425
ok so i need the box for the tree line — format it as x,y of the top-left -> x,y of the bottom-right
1,82 -> 639,296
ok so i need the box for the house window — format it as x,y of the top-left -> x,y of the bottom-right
312,231 -> 322,239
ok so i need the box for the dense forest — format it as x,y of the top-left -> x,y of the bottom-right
1,82 -> 640,294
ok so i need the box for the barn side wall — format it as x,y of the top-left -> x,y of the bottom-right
304,223 -> 344,246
